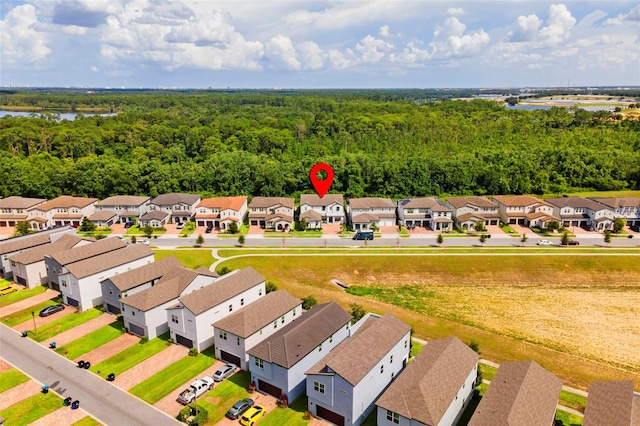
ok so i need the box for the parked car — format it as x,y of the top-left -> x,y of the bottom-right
240,405 -> 266,426
562,239 -> 580,246
0,285 -> 17,296
536,239 -> 553,246
213,363 -> 236,382
176,222 -> 186,230
205,225 -> 213,233
124,221 -> 135,229
39,304 -> 65,317
137,239 -> 150,246
630,225 -> 640,232
177,377 -> 214,405
226,398 -> 254,420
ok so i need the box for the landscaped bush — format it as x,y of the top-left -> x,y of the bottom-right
176,404 -> 208,425
188,348 -> 198,357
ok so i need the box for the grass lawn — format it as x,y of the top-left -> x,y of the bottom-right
559,390 -> 588,413
499,224 -> 518,235
154,249 -> 215,269
543,190 -> 640,199
198,371 -> 251,425
0,368 -> 30,393
55,319 -> 126,359
33,308 -> 103,342
0,284 -> 47,308
260,395 -> 310,426
0,392 -> 62,426
479,363 -> 498,381
410,341 -> 424,358
555,409 -> 584,426
71,417 -> 103,426
129,346 -> 216,404
2,299 -> 61,327
91,333 -> 171,378
179,222 -> 196,237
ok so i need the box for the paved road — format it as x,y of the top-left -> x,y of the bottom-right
0,324 -> 180,426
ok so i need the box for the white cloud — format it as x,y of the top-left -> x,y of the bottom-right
0,4 -> 51,68
296,41 -> 324,70
265,35 -> 301,70
431,15 -> 489,58
539,4 -> 576,46
447,8 -> 464,17
508,14 -> 542,41
356,35 -> 394,64
62,25 -> 88,35
604,4 -> 640,25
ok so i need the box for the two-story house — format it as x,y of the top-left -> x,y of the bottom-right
299,194 -> 345,229
583,381 -> 640,426
0,196 -> 46,230
101,256 -> 184,315
30,196 -> 98,229
147,193 -> 201,225
376,336 -> 480,426
167,267 -> 265,352
590,197 -> 640,229
195,196 -> 248,231
120,266 -> 218,339
94,195 -> 151,224
445,196 -> 501,230
306,313 -> 411,426
348,198 -> 397,230
469,360 -> 562,426
213,290 -> 302,370
248,197 -> 295,232
546,197 -> 615,231
491,195 -> 557,228
397,198 -> 453,231
248,302 -> 353,403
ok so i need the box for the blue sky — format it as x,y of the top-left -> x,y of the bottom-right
1,1 -> 638,88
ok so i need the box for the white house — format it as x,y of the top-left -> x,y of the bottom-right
29,196 -> 98,230
167,267 -> 265,352
95,195 -> 151,224
376,336 -> 480,426
590,197 -> 640,229
248,197 -> 295,232
492,195 -> 557,228
148,193 -> 201,225
87,211 -> 118,227
299,194 -> 345,228
195,196 -> 248,230
306,313 -> 411,426
120,267 -> 218,339
546,197 -> 615,231
0,196 -> 46,229
583,380 -> 640,426
213,290 -> 302,370
138,210 -> 171,228
397,198 -> 453,231
348,198 -> 397,230
247,302 -> 353,403
445,196 -> 501,230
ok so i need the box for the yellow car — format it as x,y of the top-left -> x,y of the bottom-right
0,285 -> 17,296
239,405 -> 265,426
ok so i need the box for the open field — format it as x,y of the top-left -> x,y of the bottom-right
218,254 -> 640,390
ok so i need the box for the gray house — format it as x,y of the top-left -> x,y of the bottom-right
148,193 -> 201,225
95,195 -> 151,224
397,197 -> 453,231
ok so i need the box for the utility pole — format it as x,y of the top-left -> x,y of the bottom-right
32,311 -> 37,335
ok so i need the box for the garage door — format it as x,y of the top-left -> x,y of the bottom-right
106,304 -> 121,315
316,405 -> 345,426
66,297 -> 79,307
50,282 -> 60,291
128,323 -> 145,336
16,276 -> 26,286
220,350 -> 241,367
258,380 -> 282,398
175,334 -> 193,348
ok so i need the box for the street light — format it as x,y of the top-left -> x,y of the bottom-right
31,311 -> 37,335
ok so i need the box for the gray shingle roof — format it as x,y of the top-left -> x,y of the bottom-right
35,195 -> 97,211
247,302 -> 352,369
398,197 -> 452,212
107,256 -> 184,291
65,244 -> 154,279
300,194 -> 344,207
590,197 -> 640,209
583,381 -> 640,426
51,237 -> 126,266
96,196 -> 150,206
546,196 -> 608,211
349,197 -> 396,209
446,196 -> 497,209
300,210 -> 322,221
150,193 -> 201,206
88,211 -> 118,221
9,234 -> 89,265
139,210 -> 170,221
249,197 -> 295,209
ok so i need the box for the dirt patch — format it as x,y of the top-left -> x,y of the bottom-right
114,344 -> 189,391
76,332 -> 140,365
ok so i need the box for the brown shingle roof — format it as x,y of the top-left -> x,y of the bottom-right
590,197 -> 640,209
491,195 -> 546,208
376,336 -> 480,425
249,197 -> 295,210
351,213 -> 380,223
0,233 -> 51,255
51,237 -> 126,266
446,196 -> 498,209
35,195 -> 97,211
399,197 -> 452,212
349,197 -> 395,209
88,211 -> 118,221
0,196 -> 46,209
247,302 -> 352,369
65,244 -> 153,279
469,360 -> 562,426
197,196 -> 247,211
139,210 -> 170,221
308,313 -> 410,386
150,193 -> 201,206
546,197 -> 608,211
583,381 -> 640,426
300,210 -> 322,221
9,234 -> 89,265
96,196 -> 150,207
213,290 -> 301,337
107,256 -> 184,291
178,267 -> 265,316
300,194 -> 344,207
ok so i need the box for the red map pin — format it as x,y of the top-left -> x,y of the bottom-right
310,163 -> 334,198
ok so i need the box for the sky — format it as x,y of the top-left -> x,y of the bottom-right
0,0 -> 638,89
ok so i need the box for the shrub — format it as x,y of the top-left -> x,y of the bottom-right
176,404 -> 208,425
139,336 -> 149,344
189,348 -> 198,357
302,295 -> 317,310
266,281 -> 278,293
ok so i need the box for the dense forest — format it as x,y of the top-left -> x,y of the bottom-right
1,91 -> 639,200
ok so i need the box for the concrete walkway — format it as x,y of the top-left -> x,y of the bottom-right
0,288 -> 59,318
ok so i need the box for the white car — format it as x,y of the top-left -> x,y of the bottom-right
536,239 -> 553,246
177,377 -> 214,404
138,239 -> 150,246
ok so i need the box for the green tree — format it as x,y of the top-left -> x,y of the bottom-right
604,230 -> 612,245
349,303 -> 366,322
141,224 -> 153,238
479,234 -> 487,246
195,234 -> 204,246
545,220 -> 560,233
613,218 -> 626,234
437,234 -> 444,245
468,340 -> 481,354
475,221 -> 486,232
228,222 -> 239,234
238,234 -> 245,246
520,233 -> 528,245
302,295 -> 317,310
217,266 -> 231,276
265,281 -> 277,293
131,235 -> 137,244
295,218 -> 307,232
561,232 -> 570,246
15,221 -> 31,236
79,217 -> 96,232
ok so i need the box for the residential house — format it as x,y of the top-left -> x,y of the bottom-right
306,313 -> 411,426
491,196 -> 557,228
30,196 -> 98,229
8,234 -> 92,288
376,336 -> 480,426
195,196 -> 248,231
87,211 -> 118,227
0,196 -> 46,229
120,266 -> 218,339
469,360 -> 562,426
397,198 -> 453,231
299,194 -> 345,228
213,290 -> 301,370
101,256 -> 184,315
591,197 -> 640,228
348,198 -> 397,230
248,302 -> 353,403
138,210 -> 171,228
95,195 -> 151,224
445,196 -> 501,230
248,197 -> 295,232
167,267 -> 265,351
0,227 -> 76,279
583,381 -> 640,426
148,193 -> 201,225
546,197 -> 615,231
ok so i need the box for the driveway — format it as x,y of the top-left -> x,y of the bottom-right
0,378 -> 42,410
29,406 -> 87,426
13,305 -> 74,331
0,288 -> 60,318
38,313 -> 114,347
75,332 -> 140,365
321,224 -> 341,235
114,343 -> 188,391
215,392 -> 279,426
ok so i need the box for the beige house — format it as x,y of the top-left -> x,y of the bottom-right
397,197 -> 453,231
148,193 -> 201,225
492,195 -> 557,228
546,197 -> 615,231
591,197 -> 640,229
95,195 -> 151,224
348,198 -> 396,230
445,196 -> 501,229
300,194 -> 345,228
195,196 -> 248,230
248,197 -> 295,232
30,196 -> 98,230
0,196 -> 46,229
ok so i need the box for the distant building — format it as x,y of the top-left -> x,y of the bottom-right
397,197 -> 453,231
30,196 -> 97,230
248,197 -> 295,232
348,198 -> 396,230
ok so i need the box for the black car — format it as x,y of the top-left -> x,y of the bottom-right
225,398 -> 254,420
39,304 -> 65,317
205,225 -> 213,233
124,221 -> 135,229
631,225 -> 640,232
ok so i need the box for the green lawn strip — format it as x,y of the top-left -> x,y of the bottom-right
410,341 -> 424,358
0,391 -> 62,426
0,284 -> 47,308
90,333 -> 171,378
55,319 -> 126,359
555,408 -> 584,426
198,371 -> 251,425
0,368 -> 30,393
479,363 -> 498,381
477,382 -> 489,396
129,346 -> 216,404
260,395 -> 310,426
71,416 -> 103,426
153,249 -> 214,269
360,408 -> 377,426
558,390 -> 588,413
33,308 -> 103,342
2,299 -> 61,327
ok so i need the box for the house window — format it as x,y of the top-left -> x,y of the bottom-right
10,261 -> 15,267
281,316 -> 285,324
292,308 -> 296,317
381,365 -> 384,374
313,381 -> 325,394
318,344 -> 322,352
255,358 -> 264,369
274,321 -> 277,329
171,315 -> 179,324
386,410 -> 399,424
240,298 -> 244,306
237,337 -> 240,345
220,331 -> 227,340
390,355 -> 393,363
259,288 -> 263,296
229,304 -> 233,312
109,288 -> 113,295
61,280 -> 67,287
404,340 -> 407,348
132,311 -> 135,316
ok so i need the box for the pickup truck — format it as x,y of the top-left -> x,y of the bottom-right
177,377 -> 214,405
